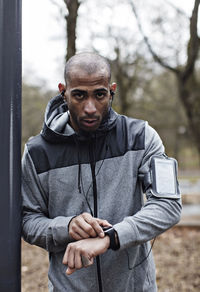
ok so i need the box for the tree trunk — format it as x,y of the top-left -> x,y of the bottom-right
64,0 -> 80,61
114,66 -> 131,115
111,48 -> 136,115
177,74 -> 200,156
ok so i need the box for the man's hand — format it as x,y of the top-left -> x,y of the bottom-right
63,236 -> 110,275
69,212 -> 111,240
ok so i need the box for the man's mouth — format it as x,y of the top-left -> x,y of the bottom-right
81,118 -> 99,128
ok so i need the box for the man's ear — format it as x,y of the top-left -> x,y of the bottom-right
58,83 -> 66,96
110,82 -> 117,93
110,83 -> 117,101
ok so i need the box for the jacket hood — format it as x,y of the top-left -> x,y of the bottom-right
41,95 -> 118,143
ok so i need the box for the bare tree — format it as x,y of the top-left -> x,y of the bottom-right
111,47 -> 139,115
50,0 -> 81,60
130,0 -> 200,156
64,0 -> 81,61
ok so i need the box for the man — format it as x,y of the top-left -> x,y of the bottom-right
22,52 -> 181,291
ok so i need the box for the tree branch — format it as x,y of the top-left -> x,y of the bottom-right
165,0 -> 189,18
182,0 -> 200,81
129,0 -> 179,74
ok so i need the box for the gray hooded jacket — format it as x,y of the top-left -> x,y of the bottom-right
22,95 -> 182,292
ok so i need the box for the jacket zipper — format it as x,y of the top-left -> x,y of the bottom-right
89,141 -> 103,292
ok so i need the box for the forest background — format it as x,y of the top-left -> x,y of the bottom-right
22,0 -> 200,171
21,1 -> 200,291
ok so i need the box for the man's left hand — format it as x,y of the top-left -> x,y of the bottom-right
63,236 -> 110,275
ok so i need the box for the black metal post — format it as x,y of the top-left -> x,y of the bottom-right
0,0 -> 22,291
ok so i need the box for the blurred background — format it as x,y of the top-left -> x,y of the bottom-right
22,0 -> 200,291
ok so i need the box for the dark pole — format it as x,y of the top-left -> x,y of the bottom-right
0,0 -> 22,291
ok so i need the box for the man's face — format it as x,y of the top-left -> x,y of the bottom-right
64,70 -> 115,133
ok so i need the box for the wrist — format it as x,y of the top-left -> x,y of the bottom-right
101,234 -> 110,250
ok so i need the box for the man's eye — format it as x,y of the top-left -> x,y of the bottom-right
73,93 -> 84,100
96,92 -> 106,99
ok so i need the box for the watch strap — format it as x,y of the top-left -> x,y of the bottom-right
104,227 -> 120,250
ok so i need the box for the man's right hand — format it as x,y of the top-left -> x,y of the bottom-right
68,212 -> 111,241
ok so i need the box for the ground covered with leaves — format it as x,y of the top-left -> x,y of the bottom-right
22,226 -> 200,292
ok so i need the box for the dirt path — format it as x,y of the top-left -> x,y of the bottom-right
22,226 -> 200,291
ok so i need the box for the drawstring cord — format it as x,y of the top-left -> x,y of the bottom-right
73,136 -> 82,194
78,163 -> 82,194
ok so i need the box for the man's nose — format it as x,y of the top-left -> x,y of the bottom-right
84,99 -> 97,115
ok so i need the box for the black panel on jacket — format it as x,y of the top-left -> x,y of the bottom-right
27,115 -> 145,174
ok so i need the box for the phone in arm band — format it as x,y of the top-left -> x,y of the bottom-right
149,155 -> 180,199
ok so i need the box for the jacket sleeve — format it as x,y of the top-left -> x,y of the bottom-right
22,145 -> 74,253
113,123 -> 182,249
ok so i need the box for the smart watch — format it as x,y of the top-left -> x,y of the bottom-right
103,227 -> 120,250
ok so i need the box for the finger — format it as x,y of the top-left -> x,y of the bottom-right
74,248 -> 83,270
63,245 -> 70,265
70,226 -> 90,240
69,232 -> 83,241
81,255 -> 93,267
78,216 -> 97,237
66,267 -> 76,275
72,215 -> 96,237
69,215 -> 90,240
70,216 -> 92,239
96,218 -> 112,228
86,219 -> 105,238
67,247 -> 75,270
66,256 -> 93,275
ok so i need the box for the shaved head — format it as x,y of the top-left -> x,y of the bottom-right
64,52 -> 111,85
